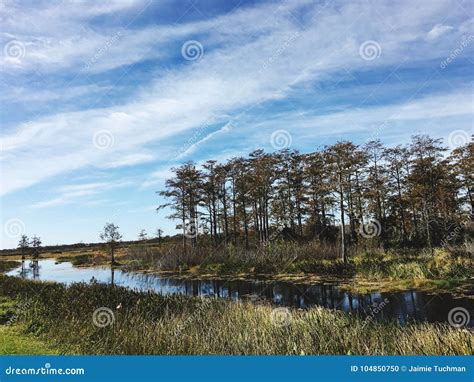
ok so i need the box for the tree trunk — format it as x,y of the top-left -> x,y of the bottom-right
338,170 -> 347,263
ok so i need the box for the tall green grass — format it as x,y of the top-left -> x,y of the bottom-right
352,248 -> 473,280
122,243 -> 473,282
0,276 -> 471,355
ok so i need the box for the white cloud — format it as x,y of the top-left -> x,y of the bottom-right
177,122 -> 233,159
1,0 -> 472,197
426,24 -> 454,40
31,181 -> 130,209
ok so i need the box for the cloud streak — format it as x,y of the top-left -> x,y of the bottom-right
1,0 -> 472,198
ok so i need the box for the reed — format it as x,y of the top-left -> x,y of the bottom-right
0,275 -> 471,355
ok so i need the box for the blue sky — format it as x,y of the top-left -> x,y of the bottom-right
1,0 -> 473,249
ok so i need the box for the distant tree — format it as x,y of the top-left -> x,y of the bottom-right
100,223 -> 122,264
30,236 -> 42,259
157,134 -> 472,257
158,162 -> 203,252
155,228 -> 163,241
18,235 -> 29,260
138,229 -> 148,241
408,135 -> 446,250
364,140 -> 387,229
449,140 -> 473,212
384,145 -> 409,241
325,142 -> 356,263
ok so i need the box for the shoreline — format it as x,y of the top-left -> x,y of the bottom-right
3,257 -> 473,296
1,276 -> 472,355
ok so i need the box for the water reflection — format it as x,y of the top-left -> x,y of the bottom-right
17,260 -> 40,279
6,259 -> 473,326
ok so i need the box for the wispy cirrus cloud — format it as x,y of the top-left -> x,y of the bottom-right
2,0 -> 472,196
31,180 -> 131,209
1,0 -> 473,248
426,23 -> 455,40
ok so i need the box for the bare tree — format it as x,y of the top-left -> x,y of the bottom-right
100,223 -> 122,264
155,228 -> 164,241
138,229 -> 148,241
18,235 -> 29,260
30,236 -> 42,259
157,135 -> 472,256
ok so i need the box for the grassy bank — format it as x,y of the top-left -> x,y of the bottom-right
3,243 -> 472,294
121,243 -> 472,277
0,275 -> 472,355
0,260 -> 21,273
0,296 -> 58,355
113,244 -> 473,293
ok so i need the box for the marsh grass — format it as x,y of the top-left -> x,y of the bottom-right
0,276 -> 471,355
352,248 -> 473,280
0,260 -> 20,273
121,243 -> 473,283
122,241 -> 352,275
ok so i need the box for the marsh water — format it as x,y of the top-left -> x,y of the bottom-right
7,259 -> 474,326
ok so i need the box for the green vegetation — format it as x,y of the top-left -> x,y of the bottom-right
157,137 -> 472,264
122,243 -> 473,284
0,296 -> 58,355
0,325 -> 59,355
0,260 -> 20,273
351,248 -> 473,280
0,276 -> 472,355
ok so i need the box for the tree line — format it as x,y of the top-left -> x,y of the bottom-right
158,135 -> 473,261
17,235 -> 42,260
